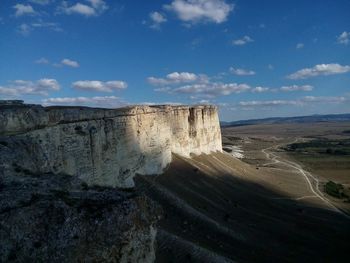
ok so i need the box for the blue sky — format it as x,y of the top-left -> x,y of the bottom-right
0,0 -> 349,121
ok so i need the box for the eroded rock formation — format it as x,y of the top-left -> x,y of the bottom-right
0,103 -> 222,188
0,102 -> 222,262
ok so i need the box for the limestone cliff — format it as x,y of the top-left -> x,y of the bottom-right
0,101 -> 222,262
0,103 -> 222,188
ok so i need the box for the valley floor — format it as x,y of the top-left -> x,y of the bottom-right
136,150 -> 350,262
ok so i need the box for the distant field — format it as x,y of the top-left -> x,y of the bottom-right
284,138 -> 350,202
222,121 -> 350,211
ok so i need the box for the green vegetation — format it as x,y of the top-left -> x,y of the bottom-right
285,138 -> 350,198
285,138 -> 350,156
324,181 -> 347,199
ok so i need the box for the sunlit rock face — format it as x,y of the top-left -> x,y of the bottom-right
0,103 -> 222,188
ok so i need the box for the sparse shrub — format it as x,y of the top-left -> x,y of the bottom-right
326,148 -> 333,154
81,182 -> 89,191
324,181 -> 345,198
0,141 -> 8,147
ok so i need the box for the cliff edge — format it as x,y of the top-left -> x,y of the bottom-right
0,102 -> 222,188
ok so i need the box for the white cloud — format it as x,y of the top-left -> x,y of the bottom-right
60,0 -> 108,17
296,43 -> 304,49
168,72 -> 198,81
17,23 -> 32,36
302,96 -> 346,103
151,71 -> 251,98
150,11 -> 167,29
173,82 -> 251,97
239,96 -> 347,107
148,72 -> 200,85
232,36 -> 253,46
252,86 -> 269,93
164,0 -> 234,24
35,58 -> 79,67
13,4 -> 36,17
35,58 -> 50,64
63,3 -> 95,16
42,96 -> 126,108
87,0 -> 108,11
72,80 -> 127,92
0,79 -> 60,97
230,67 -> 255,76
337,31 -> 349,45
29,0 -> 51,5
17,20 -> 62,36
287,63 -> 350,79
61,58 -> 80,68
280,85 -> 313,92
31,20 -> 63,32
239,100 -> 299,107
154,87 -> 172,92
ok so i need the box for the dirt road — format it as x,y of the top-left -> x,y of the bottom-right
261,140 -> 350,219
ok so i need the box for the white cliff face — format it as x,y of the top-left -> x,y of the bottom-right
0,104 -> 222,188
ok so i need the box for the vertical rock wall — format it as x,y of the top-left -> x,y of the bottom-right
0,104 -> 222,188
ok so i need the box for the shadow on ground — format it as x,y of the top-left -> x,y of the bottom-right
136,153 -> 350,263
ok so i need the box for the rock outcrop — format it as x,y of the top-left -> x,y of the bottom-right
0,173 -> 160,262
0,101 -> 222,262
0,103 -> 222,188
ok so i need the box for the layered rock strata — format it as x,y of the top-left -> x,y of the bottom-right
0,101 -> 222,262
0,103 -> 222,188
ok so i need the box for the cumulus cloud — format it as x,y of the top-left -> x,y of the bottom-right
302,96 -> 346,103
148,72 -> 201,85
239,100 -> 299,107
59,0 -> 108,17
337,31 -> 349,45
17,23 -> 32,36
72,80 -> 127,92
239,96 -> 347,107
172,82 -> 251,98
31,20 -> 63,32
252,86 -> 269,93
296,43 -> 304,49
232,35 -> 254,46
287,63 -> 350,79
230,67 -> 255,76
35,58 -> 79,67
29,0 -> 51,5
61,58 -> 80,68
151,71 -> 252,98
164,0 -> 234,24
17,20 -> 62,36
280,85 -> 313,92
13,4 -> 36,17
0,79 -> 60,97
35,57 -> 50,64
42,96 -> 126,108
149,11 -> 167,29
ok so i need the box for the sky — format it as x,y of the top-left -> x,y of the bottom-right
0,0 -> 349,121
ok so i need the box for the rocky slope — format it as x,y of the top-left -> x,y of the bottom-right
0,101 -> 222,262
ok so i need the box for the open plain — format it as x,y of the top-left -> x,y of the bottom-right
137,121 -> 350,262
